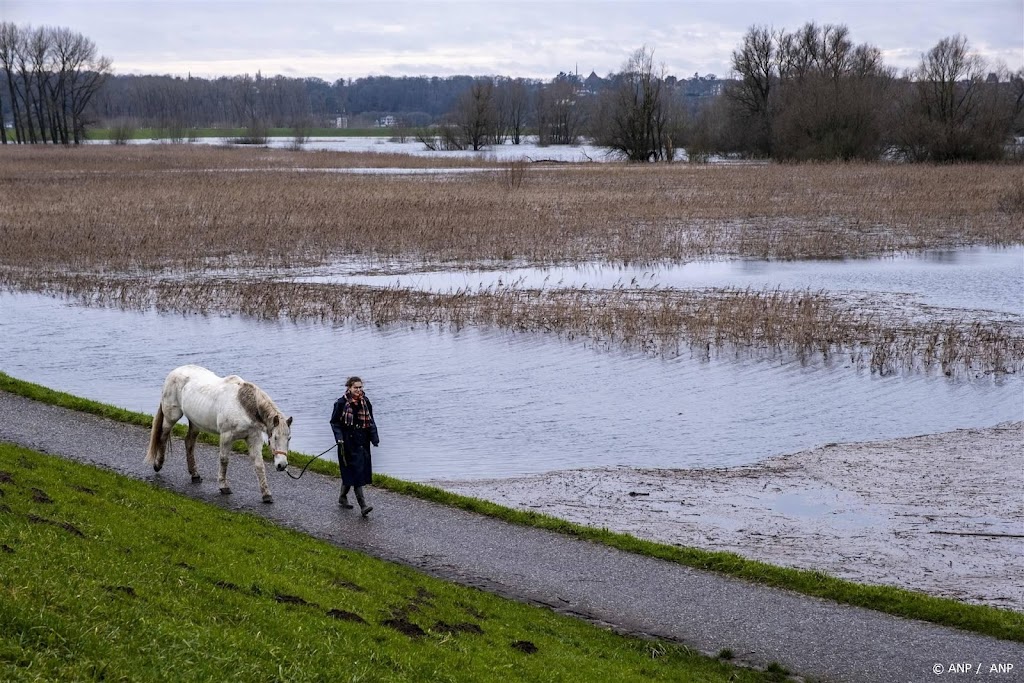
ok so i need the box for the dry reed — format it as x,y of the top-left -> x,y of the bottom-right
0,147 -> 1021,271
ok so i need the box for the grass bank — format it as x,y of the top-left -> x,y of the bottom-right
0,442 -> 784,682
1,371 -> 1022,644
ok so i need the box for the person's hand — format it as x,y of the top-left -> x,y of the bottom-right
336,440 -> 343,445
372,439 -> 380,447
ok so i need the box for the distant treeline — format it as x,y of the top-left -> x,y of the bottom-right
2,20 -> 1022,162
84,70 -> 723,129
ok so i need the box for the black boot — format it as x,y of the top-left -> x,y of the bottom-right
355,486 -> 373,517
338,485 -> 353,509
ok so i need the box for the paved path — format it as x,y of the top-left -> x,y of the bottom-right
1,390 -> 1020,683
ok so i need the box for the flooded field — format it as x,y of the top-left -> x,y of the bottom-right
288,245 -> 1023,315
2,145 -> 1021,608
1,284 -> 1019,482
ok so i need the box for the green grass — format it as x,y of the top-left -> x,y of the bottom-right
0,443 -> 777,682
86,127 -> 393,141
2,370 -> 1022,645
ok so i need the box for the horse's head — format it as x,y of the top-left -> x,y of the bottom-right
269,414 -> 293,471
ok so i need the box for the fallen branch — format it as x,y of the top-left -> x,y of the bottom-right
928,531 -> 1024,539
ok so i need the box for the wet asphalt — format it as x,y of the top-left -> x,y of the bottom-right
1,390 -> 1021,683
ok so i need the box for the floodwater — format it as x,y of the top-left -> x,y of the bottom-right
290,246 -> 1024,315
131,135 -> 611,163
2,259 -> 1020,481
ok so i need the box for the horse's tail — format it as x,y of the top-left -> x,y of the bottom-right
145,403 -> 166,467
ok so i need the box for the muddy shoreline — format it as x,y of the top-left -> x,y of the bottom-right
431,422 -> 1024,612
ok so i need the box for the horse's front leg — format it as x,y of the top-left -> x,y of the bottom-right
249,434 -> 274,504
218,434 -> 232,495
184,423 -> 202,483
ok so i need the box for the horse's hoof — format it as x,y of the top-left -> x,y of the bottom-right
153,464 -> 162,472
219,487 -> 232,495
191,474 -> 202,484
262,495 -> 274,504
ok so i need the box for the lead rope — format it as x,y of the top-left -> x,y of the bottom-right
283,442 -> 338,480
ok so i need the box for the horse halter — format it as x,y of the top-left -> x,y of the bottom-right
267,422 -> 289,459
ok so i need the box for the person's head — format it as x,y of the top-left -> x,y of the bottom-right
346,376 -> 364,396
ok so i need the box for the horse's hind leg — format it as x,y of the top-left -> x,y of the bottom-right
249,434 -> 273,504
184,423 -> 202,483
217,435 -> 232,495
148,402 -> 182,472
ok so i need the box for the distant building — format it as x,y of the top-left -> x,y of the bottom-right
376,115 -> 396,127
334,116 -> 348,129
583,71 -> 605,94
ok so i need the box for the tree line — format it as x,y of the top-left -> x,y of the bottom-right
2,20 -> 1021,162
716,25 -> 1024,162
0,22 -> 112,144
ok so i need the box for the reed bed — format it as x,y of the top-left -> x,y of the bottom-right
0,147 -> 1020,271
5,272 -> 1021,376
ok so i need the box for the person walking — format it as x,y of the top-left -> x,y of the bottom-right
330,376 -> 380,517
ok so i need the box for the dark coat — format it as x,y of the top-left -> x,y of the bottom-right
330,395 -> 379,487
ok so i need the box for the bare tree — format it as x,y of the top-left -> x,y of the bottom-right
46,27 -> 111,143
452,78 -> 496,151
26,26 -> 52,143
0,23 -> 111,144
772,26 -> 893,160
723,26 -> 776,156
0,23 -> 15,144
686,96 -> 728,162
722,22 -> 892,160
10,26 -> 38,143
229,73 -> 269,142
537,76 -> 584,145
592,46 -> 681,161
108,117 -> 136,144
415,122 -> 466,151
499,77 -> 530,144
892,35 -> 1018,161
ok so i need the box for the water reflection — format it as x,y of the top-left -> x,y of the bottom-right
128,135 -> 610,163
289,246 -> 1024,315
2,292 -> 1019,482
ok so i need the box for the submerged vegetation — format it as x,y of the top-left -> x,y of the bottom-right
3,270 -> 1022,377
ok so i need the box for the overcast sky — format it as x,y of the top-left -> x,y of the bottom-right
4,0 -> 1022,81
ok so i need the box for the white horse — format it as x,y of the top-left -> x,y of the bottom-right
145,364 -> 292,504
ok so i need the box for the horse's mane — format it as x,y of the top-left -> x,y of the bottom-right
237,381 -> 284,429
